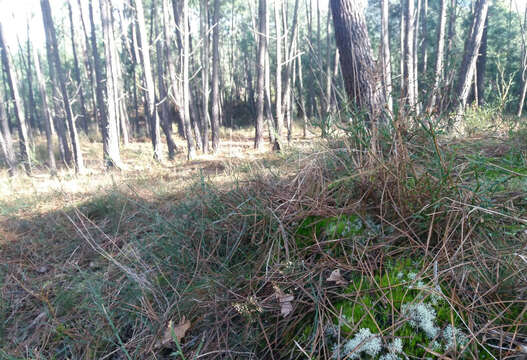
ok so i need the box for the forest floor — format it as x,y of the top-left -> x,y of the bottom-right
1,123 -> 527,359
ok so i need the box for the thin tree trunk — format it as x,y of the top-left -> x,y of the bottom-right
68,2 -> 89,135
0,87 -> 16,175
414,0 -> 421,111
32,46 -> 56,173
420,0 -> 428,74
428,0 -> 448,112
211,0 -> 221,152
475,13 -> 488,105
400,4 -> 406,92
404,0 -> 416,109
518,7 -> 527,116
324,7 -> 332,115
381,0 -> 393,112
182,0 -> 196,159
156,37 -> 177,159
255,0 -> 267,150
0,22 -> 32,173
274,0 -> 283,147
25,32 -> 39,136
200,0 -> 210,153
41,0 -> 85,173
135,0 -> 163,160
297,50 -> 308,138
455,0 -> 489,113
99,0 -> 123,168
78,0 -> 99,133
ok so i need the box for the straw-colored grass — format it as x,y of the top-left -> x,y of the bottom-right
1,121 -> 526,359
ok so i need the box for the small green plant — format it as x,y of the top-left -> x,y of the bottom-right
329,260 -> 472,359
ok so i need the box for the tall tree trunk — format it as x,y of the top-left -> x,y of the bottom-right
274,0 -> 283,147
420,0 -> 428,74
330,0 -> 385,121
0,87 -> 16,175
414,0 -> 420,112
200,0 -> 210,153
298,51 -> 308,138
78,0 -> 99,133
324,11 -> 332,115
518,7 -> 527,116
32,46 -> 56,173
211,0 -> 221,153
156,38 -> 177,159
404,0 -> 416,109
283,0 -> 300,142
25,32 -> 39,136
99,0 -> 123,168
444,0 -> 457,109
68,2 -> 89,135
41,0 -> 85,173
255,0 -> 267,150
400,5 -> 406,92
428,0 -> 448,112
182,0 -> 197,159
135,0 -> 163,160
162,0 -> 185,141
475,13 -> 488,105
0,22 -> 32,173
381,0 -> 393,112
455,0 -> 489,113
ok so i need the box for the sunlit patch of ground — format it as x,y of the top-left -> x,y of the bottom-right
0,124 -> 318,221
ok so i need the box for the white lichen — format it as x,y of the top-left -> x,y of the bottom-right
386,338 -> 403,354
402,303 -> 439,338
334,328 -> 382,359
379,354 -> 402,360
443,325 -> 468,351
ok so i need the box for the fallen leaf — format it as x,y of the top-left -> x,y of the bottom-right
279,294 -> 294,317
37,265 -> 49,274
156,316 -> 191,349
274,285 -> 294,317
327,269 -> 348,286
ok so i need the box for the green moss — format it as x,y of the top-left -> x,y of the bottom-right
331,259 -> 471,359
295,214 -> 363,248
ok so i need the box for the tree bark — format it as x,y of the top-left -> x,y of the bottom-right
455,0 -> 489,112
156,35 -> 177,159
68,2 -> 89,135
428,0 -> 448,112
78,0 -> 99,133
200,0 -> 210,153
518,7 -> 527,116
380,0 -> 393,112
330,0 -> 385,121
183,0 -> 197,159
403,0 -> 417,109
99,0 -> 123,168
135,0 -> 163,160
0,86 -> 16,175
274,0 -> 283,146
32,46 -> 56,173
41,0 -> 85,173
211,0 -> 221,153
475,13 -> 488,105
0,22 -> 32,173
255,0 -> 267,150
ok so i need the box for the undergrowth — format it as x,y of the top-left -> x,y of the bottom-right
1,117 -> 527,359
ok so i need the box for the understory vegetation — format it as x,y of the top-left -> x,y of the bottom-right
1,115 -> 526,359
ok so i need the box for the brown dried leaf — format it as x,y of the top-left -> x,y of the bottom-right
327,269 -> 348,286
274,285 -> 294,317
156,316 -> 191,349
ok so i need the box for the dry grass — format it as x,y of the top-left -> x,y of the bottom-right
1,122 -> 527,359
